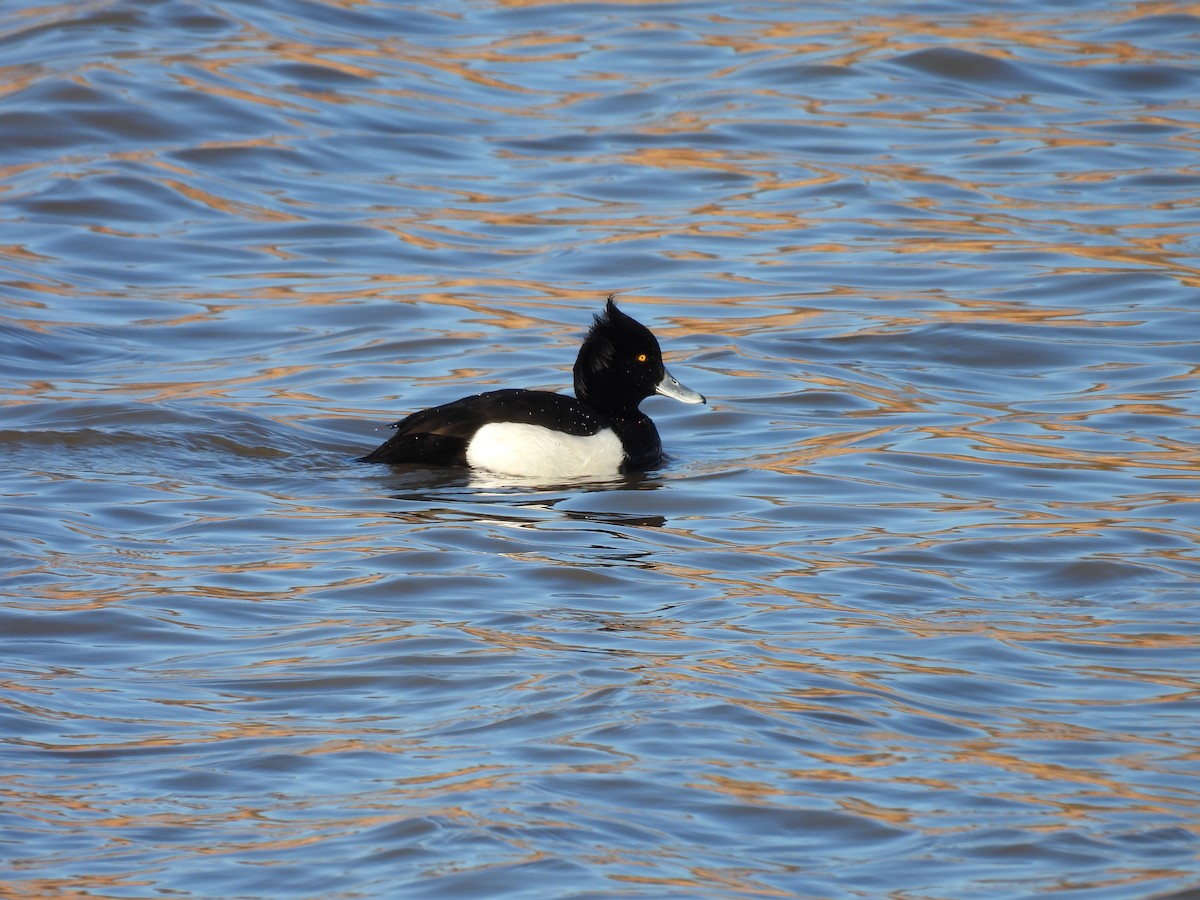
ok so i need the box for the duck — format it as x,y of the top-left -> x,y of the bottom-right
359,296 -> 705,477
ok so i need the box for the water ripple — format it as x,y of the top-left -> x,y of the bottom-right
3,1 -> 1200,898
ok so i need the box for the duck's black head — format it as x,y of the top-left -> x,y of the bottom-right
573,295 -> 705,417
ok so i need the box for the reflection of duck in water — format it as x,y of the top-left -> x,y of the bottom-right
360,297 -> 705,477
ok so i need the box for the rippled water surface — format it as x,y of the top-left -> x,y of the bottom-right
3,1 -> 1199,897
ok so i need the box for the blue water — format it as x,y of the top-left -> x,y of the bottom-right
2,1 -> 1199,898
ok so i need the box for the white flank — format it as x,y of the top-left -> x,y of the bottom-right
465,422 -> 624,477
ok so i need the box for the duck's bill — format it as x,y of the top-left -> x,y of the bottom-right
656,369 -> 706,405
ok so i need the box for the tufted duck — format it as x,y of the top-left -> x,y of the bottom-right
359,297 -> 705,476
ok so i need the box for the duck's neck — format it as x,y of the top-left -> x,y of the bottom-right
575,378 -> 663,469
574,377 -> 643,421
611,414 -> 662,472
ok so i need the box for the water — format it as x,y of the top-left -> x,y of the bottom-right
2,1 -> 1198,897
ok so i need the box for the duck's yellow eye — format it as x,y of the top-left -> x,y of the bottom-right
637,353 -> 648,363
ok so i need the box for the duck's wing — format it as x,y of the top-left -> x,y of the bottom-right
359,390 -> 608,465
